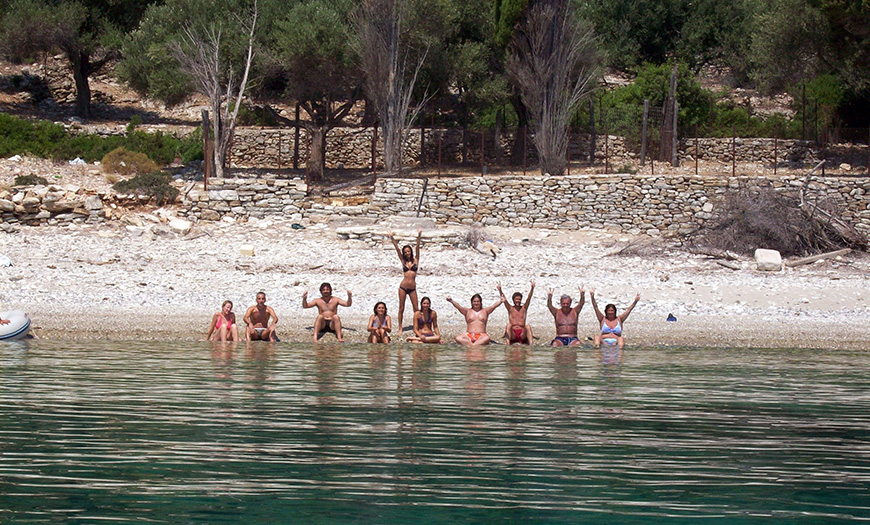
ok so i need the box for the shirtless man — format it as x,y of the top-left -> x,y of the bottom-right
547,287 -> 585,347
303,282 -> 352,342
497,280 -> 535,345
243,291 -> 279,341
447,293 -> 504,347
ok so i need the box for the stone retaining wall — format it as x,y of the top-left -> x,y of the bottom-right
73,122 -> 867,172
0,185 -> 105,230
177,172 -> 870,238
367,174 -> 870,236
184,176 -> 308,222
227,127 -> 868,171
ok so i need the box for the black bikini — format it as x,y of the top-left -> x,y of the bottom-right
401,261 -> 418,294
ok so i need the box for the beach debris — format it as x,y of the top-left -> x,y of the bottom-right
0,255 -> 12,267
240,244 -> 255,256
7,155 -> 22,162
785,248 -> 851,268
715,259 -> 741,270
754,248 -> 782,271
477,240 -> 499,259
667,314 -> 677,322
291,223 -> 305,230
68,157 -> 86,165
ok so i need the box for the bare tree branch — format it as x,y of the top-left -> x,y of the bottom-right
356,0 -> 429,175
170,2 -> 258,178
507,0 -> 600,176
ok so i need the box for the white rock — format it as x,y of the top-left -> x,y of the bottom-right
169,218 -> 192,235
755,248 -> 782,271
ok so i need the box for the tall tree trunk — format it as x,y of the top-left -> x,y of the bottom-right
308,126 -> 327,182
509,92 -> 529,166
71,51 -> 91,119
212,100 -> 225,178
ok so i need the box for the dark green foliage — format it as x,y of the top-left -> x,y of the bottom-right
235,105 -> 281,127
0,113 -> 67,158
0,113 -> 203,164
14,174 -> 48,186
494,0 -> 529,49
113,171 -> 179,206
118,0 -> 256,108
0,0 -> 159,117
599,63 -> 714,135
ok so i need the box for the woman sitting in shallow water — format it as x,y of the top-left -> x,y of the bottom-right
591,291 -> 640,349
406,296 -> 443,344
206,300 -> 239,342
367,302 -> 392,343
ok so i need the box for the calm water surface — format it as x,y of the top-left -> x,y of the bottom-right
1,341 -> 869,523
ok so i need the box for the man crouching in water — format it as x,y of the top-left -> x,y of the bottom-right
447,293 -> 504,346
547,287 -> 585,347
303,282 -> 352,342
244,291 -> 279,341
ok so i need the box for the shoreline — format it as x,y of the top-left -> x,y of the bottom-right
5,218 -> 870,350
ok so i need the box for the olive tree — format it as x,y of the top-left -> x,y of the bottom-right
0,0 -> 155,118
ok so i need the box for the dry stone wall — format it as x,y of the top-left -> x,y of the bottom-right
227,128 -> 866,170
177,172 -> 870,239
368,174 -> 870,236
0,185 -> 105,230
184,176 -> 308,222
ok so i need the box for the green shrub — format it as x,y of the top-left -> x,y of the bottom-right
236,105 -> 281,127
0,113 -> 66,158
14,174 -> 48,186
177,127 -> 204,164
126,115 -> 144,134
102,147 -> 159,176
0,113 -> 203,165
113,171 -> 180,206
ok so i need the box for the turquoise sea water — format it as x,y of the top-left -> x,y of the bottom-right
1,341 -> 869,523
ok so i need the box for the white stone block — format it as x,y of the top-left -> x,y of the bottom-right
754,248 -> 782,271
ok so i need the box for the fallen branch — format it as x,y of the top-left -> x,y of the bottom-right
715,259 -> 741,270
785,248 -> 851,268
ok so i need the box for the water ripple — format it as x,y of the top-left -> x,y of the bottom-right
1,342 -> 869,522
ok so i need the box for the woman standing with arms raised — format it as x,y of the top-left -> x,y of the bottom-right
388,227 -> 422,334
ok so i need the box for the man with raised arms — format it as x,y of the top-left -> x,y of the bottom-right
303,282 -> 352,342
243,291 -> 279,341
547,287 -> 585,347
497,280 -> 535,345
447,292 -> 504,347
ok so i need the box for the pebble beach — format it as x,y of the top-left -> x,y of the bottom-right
3,212 -> 870,349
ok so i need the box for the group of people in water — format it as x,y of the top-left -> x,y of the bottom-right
205,228 -> 641,348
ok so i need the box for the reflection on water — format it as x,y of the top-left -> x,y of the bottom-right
2,341 -> 870,523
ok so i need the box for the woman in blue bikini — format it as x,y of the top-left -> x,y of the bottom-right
591,290 -> 640,349
388,227 -> 422,334
367,301 -> 392,343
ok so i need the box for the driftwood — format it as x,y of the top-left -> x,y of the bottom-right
799,162 -> 868,251
785,248 -> 851,268
688,245 -> 740,260
715,259 -> 742,270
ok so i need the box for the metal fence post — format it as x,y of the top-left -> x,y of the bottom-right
640,99 -> 649,166
732,126 -> 736,177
